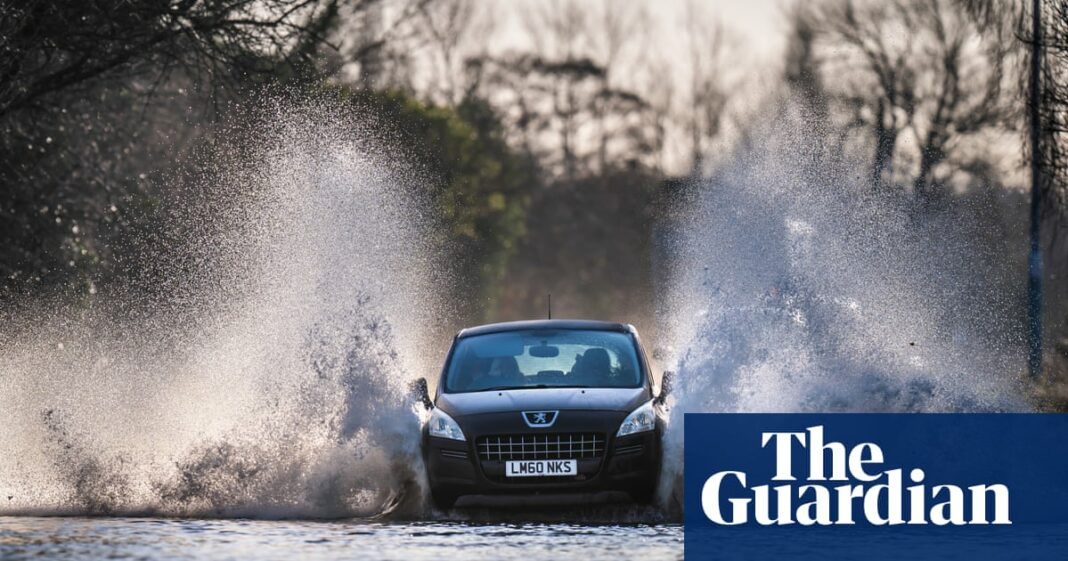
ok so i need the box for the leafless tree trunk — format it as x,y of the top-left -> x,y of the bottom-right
588,0 -> 646,173
415,0 -> 491,105
800,0 -> 1015,197
681,0 -> 729,176
1036,0 -> 1068,220
524,0 -> 590,179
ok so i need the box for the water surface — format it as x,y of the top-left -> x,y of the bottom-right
0,517 -> 683,561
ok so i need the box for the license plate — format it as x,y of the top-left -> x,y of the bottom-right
505,459 -> 577,477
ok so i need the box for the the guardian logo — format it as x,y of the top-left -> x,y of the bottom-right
702,425 -> 1012,526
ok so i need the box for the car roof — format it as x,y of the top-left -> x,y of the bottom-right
456,319 -> 635,339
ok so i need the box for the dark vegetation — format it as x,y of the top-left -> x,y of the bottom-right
1,0 -> 1067,406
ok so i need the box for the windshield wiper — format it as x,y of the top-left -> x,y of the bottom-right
474,385 -> 525,392
473,384 -> 591,392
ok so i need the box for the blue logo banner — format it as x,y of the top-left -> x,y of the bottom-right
684,414 -> 1068,560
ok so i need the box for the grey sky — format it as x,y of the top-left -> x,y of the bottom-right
482,0 -> 792,63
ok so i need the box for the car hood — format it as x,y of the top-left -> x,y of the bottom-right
436,387 -> 648,416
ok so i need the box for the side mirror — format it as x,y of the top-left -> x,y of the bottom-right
411,377 -> 433,410
656,371 -> 674,405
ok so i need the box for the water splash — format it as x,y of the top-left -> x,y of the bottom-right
0,95 -> 443,518
657,102 -> 1029,510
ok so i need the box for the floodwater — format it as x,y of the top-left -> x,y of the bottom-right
0,517 -> 683,561
0,97 -> 1030,561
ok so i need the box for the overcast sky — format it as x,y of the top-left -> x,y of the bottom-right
642,0 -> 791,63
482,0 -> 793,64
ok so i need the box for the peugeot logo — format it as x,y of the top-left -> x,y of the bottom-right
522,410 -> 558,428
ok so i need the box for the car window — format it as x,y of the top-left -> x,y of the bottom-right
444,329 -> 643,393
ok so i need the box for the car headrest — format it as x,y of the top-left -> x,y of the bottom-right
493,355 -> 521,376
582,348 -> 610,372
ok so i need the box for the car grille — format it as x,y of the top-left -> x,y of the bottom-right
477,433 -> 606,461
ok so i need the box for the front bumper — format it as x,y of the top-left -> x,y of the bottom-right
423,410 -> 661,506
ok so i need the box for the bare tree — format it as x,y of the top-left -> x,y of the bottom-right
434,0 -> 662,176
641,59 -> 675,175
801,0 -> 1019,200
475,54 -> 604,177
783,4 -> 829,122
334,0 -> 431,91
1026,0 -> 1068,395
1036,0 -> 1068,221
681,0 -> 730,175
523,0 -> 593,178
0,0 -> 346,119
587,0 -> 648,172
412,0 -> 490,105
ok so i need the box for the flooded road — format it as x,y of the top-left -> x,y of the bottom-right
0,517 -> 683,561
0,94 -> 1029,561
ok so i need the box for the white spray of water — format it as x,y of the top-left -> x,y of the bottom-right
657,103 -> 1029,509
0,96 -> 443,518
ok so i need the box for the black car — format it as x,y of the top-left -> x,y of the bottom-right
413,319 -> 671,509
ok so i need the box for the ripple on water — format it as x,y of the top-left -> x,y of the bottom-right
0,517 -> 683,561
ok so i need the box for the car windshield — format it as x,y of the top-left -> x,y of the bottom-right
444,329 -> 643,393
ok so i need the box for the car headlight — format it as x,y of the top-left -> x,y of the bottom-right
616,400 -> 657,437
427,408 -> 466,441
